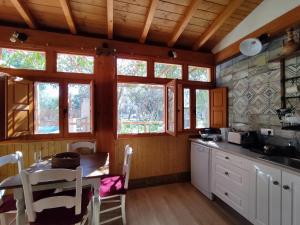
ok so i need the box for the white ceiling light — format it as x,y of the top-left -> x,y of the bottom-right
239,38 -> 263,56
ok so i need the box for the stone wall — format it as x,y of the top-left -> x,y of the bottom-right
216,31 -> 300,141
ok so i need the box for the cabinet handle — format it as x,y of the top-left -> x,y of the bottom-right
224,192 -> 228,196
225,171 -> 229,176
273,181 -> 279,185
225,156 -> 229,160
283,185 -> 290,190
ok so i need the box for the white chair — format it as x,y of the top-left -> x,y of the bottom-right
99,145 -> 133,225
67,141 -> 96,154
0,151 -> 24,225
20,167 -> 91,225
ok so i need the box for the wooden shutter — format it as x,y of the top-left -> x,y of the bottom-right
0,76 -> 7,140
166,80 -> 177,136
7,77 -> 33,138
90,80 -> 95,134
210,87 -> 227,128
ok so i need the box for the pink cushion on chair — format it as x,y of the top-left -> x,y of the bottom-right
100,175 -> 127,197
0,194 -> 16,213
30,187 -> 92,225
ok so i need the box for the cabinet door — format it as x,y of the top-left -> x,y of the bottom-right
249,163 -> 281,225
210,87 -> 227,128
7,77 -> 33,138
282,171 -> 300,225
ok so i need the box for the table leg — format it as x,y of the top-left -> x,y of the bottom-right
13,188 -> 26,225
92,180 -> 100,225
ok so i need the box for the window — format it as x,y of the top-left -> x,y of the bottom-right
68,83 -> 91,133
57,53 -> 94,74
183,88 -> 190,129
196,89 -> 209,128
116,58 -> 147,77
34,82 -> 60,134
188,66 -> 210,82
0,48 -> 46,70
154,62 -> 182,79
117,83 -> 164,134
167,87 -> 175,133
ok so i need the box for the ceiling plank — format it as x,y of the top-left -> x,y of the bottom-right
107,0 -> 113,39
10,0 -> 37,29
193,0 -> 244,50
59,0 -> 77,34
139,0 -> 159,43
167,0 -> 202,47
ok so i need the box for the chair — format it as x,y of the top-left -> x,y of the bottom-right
67,141 -> 96,154
99,145 -> 133,225
0,151 -> 24,225
20,167 -> 91,225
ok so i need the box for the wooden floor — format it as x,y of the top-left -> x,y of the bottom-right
8,183 -> 251,225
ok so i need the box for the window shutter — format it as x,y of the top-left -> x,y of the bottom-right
210,87 -> 228,128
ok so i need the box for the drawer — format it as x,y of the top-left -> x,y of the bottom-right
215,163 -> 249,191
214,150 -> 247,170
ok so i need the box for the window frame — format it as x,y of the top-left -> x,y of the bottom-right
154,61 -> 183,80
116,57 -> 148,78
55,51 -> 96,75
188,64 -> 212,83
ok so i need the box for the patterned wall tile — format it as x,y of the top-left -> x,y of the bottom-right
233,59 -> 248,73
249,53 -> 267,68
233,78 -> 248,97
248,95 -> 269,114
285,64 -> 300,78
233,96 -> 248,114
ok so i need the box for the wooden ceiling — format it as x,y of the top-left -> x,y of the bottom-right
0,0 -> 263,52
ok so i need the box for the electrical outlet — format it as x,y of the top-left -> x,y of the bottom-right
261,128 -> 274,136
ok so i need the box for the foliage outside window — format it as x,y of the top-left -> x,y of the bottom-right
57,53 -> 94,74
154,62 -> 182,79
116,58 -> 147,77
0,48 -> 46,70
189,66 -> 210,82
183,88 -> 190,129
118,83 -> 164,134
68,83 -> 91,133
34,82 -> 60,134
196,89 -> 209,128
167,87 -> 175,132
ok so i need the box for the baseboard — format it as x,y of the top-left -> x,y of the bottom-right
128,172 -> 191,189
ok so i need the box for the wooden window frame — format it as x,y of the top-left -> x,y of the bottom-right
154,61 -> 183,80
55,51 -> 96,76
188,64 -> 213,83
116,56 -> 148,78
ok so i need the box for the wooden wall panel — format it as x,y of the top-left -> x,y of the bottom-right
115,134 -> 191,179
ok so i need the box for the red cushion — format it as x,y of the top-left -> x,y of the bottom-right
0,194 -> 16,213
30,187 -> 92,225
100,175 -> 126,197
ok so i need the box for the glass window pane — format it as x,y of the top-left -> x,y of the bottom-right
188,66 -> 210,82
57,53 -> 94,74
196,89 -> 209,128
184,88 -> 190,129
116,58 -> 147,77
34,82 -> 59,134
118,83 -> 164,134
167,87 -> 175,132
0,48 -> 46,70
68,84 -> 91,133
155,62 -> 182,79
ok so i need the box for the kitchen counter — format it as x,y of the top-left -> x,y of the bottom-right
190,138 -> 300,176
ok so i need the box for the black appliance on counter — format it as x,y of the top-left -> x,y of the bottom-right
198,128 -> 221,141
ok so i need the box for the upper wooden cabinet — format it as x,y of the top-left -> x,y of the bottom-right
0,75 -> 33,140
210,87 -> 228,128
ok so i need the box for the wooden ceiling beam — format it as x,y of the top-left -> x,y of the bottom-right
193,0 -> 244,50
107,0 -> 114,39
139,0 -> 159,43
59,0 -> 77,34
10,0 -> 37,29
167,0 -> 202,47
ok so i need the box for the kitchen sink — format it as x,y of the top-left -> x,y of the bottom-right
259,156 -> 300,170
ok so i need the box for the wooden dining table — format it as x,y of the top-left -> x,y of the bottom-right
0,152 -> 109,225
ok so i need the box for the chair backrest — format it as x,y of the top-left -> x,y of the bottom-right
122,145 -> 133,189
0,151 -> 24,173
67,141 -> 96,154
20,167 -> 83,222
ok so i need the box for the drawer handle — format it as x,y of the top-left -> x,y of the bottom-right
273,181 -> 279,186
224,192 -> 228,196
283,185 -> 290,190
225,171 -> 229,176
225,156 -> 229,160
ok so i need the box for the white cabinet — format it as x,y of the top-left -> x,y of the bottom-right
249,163 -> 281,225
282,171 -> 300,225
191,143 -> 211,199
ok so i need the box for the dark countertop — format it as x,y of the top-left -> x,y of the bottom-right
190,138 -> 300,176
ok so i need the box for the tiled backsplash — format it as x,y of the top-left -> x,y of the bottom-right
216,30 -> 300,142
